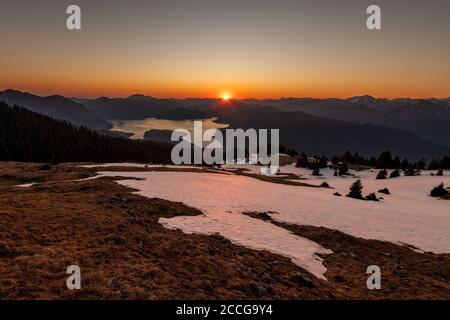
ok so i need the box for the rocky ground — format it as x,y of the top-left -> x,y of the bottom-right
0,162 -> 449,299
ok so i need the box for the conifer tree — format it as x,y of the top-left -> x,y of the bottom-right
376,169 -> 388,179
338,162 -> 349,176
347,180 -> 364,200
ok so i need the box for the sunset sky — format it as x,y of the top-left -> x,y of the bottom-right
1,0 -> 449,99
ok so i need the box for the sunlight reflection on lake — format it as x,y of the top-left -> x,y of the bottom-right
110,117 -> 229,141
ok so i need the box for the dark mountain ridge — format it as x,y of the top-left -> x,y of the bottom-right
85,94 -> 189,120
244,96 -> 450,146
210,105 -> 450,160
3,89 -> 449,160
0,89 -> 110,130
0,101 -> 171,163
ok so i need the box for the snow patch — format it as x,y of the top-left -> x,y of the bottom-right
95,171 -> 332,279
89,168 -> 450,279
15,183 -> 38,188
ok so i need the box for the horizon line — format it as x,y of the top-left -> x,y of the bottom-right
1,88 -> 449,101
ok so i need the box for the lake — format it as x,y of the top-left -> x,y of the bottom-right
110,117 -> 229,141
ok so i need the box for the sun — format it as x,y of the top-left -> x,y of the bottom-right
220,92 -> 232,101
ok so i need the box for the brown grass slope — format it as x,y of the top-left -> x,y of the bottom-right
0,162 -> 449,299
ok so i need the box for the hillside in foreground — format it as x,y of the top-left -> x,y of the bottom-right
0,162 -> 449,299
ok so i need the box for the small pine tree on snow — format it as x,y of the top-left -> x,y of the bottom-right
376,169 -> 388,180
436,169 -> 444,176
339,162 -> 349,176
430,183 -> 449,198
365,193 -> 379,201
296,154 -> 309,168
378,188 -> 391,195
389,168 -> 401,178
319,156 -> 328,168
312,168 -> 321,176
404,164 -> 420,176
331,156 -> 340,165
347,179 -> 364,200
310,162 -> 321,176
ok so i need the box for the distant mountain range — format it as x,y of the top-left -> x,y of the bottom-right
249,95 -> 450,147
83,94 -> 211,120
210,103 -> 450,160
78,94 -> 450,147
0,89 -> 110,130
1,89 -> 449,160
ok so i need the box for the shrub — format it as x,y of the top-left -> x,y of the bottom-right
347,179 -> 364,200
436,169 -> 444,176
389,169 -> 401,178
378,188 -> 390,195
365,193 -> 379,201
404,166 -> 420,176
320,182 -> 330,188
339,162 -> 349,176
296,154 -> 309,168
430,183 -> 449,198
376,169 -> 388,180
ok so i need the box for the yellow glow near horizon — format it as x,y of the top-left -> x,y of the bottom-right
1,2 -> 450,100
220,92 -> 232,101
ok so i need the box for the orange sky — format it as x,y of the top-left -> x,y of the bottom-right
1,0 -> 449,99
